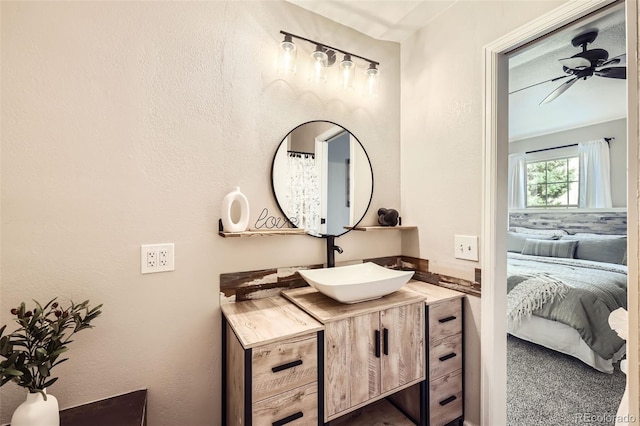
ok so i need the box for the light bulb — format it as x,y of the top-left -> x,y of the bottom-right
309,45 -> 328,83
340,54 -> 355,90
364,63 -> 379,97
279,34 -> 296,75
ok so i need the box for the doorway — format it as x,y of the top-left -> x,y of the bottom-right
481,1 -> 639,425
506,5 -> 627,423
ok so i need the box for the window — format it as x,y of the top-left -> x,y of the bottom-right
526,156 -> 579,208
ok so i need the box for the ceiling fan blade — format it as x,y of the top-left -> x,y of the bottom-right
539,77 -> 580,105
595,66 -> 626,79
598,53 -> 626,68
558,56 -> 591,70
509,75 -> 570,95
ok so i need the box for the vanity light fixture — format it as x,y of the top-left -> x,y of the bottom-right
340,54 -> 355,90
279,30 -> 380,96
279,33 -> 297,75
364,63 -> 379,97
310,44 -> 331,83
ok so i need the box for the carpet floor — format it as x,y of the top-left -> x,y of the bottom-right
507,335 -> 626,426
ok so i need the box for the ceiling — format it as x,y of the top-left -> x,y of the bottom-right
287,1 -> 456,43
289,1 -> 627,141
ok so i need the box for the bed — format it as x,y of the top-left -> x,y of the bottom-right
506,228 -> 628,373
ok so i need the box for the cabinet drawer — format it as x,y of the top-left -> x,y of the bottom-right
428,299 -> 462,344
252,333 -> 317,402
252,382 -> 318,426
429,370 -> 463,426
429,334 -> 462,380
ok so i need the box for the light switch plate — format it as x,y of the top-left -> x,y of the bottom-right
454,235 -> 479,261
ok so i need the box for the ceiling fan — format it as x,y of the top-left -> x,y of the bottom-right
511,30 -> 626,104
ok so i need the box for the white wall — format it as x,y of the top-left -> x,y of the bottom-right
0,2 -> 401,424
400,2 -> 567,425
509,118 -> 627,207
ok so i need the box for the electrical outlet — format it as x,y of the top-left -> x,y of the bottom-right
147,250 -> 157,268
141,243 -> 175,274
159,248 -> 169,266
454,235 -> 479,261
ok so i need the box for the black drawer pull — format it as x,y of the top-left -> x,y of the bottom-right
383,328 -> 389,356
438,316 -> 457,323
375,330 -> 381,358
272,411 -> 303,426
271,359 -> 303,373
439,395 -> 457,406
439,352 -> 457,362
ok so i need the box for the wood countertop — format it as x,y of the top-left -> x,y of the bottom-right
404,280 -> 466,304
281,286 -> 426,324
221,280 -> 465,348
221,295 -> 323,349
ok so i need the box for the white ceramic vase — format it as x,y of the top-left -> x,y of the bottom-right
11,388 -> 60,426
221,187 -> 250,232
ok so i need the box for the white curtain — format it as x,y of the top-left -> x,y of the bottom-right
287,154 -> 320,234
508,153 -> 527,209
578,139 -> 612,208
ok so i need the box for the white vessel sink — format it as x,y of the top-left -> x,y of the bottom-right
297,262 -> 415,304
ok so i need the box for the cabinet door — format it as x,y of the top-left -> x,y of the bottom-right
325,312 -> 381,419
349,312 -> 381,407
380,302 -> 425,394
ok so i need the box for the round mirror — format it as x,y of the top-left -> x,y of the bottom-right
271,121 -> 374,238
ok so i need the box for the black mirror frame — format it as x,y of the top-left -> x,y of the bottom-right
270,120 -> 374,238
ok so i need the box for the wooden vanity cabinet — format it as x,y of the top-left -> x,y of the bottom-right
325,302 -> 425,419
388,283 -> 465,426
281,287 -> 427,423
427,297 -> 464,426
221,297 -> 325,426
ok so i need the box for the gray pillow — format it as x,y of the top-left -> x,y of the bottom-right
522,239 -> 577,258
507,232 -> 556,253
561,235 -> 627,264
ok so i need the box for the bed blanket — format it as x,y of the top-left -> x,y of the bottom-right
507,252 -> 627,360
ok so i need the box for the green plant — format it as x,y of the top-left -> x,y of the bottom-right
0,298 -> 102,399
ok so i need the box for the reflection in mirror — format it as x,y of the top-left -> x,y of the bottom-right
271,121 -> 374,237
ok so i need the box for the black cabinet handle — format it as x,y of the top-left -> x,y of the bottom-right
375,330 -> 381,358
272,411 -> 303,426
439,395 -> 457,406
271,359 -> 303,373
439,352 -> 457,362
383,328 -> 389,356
438,316 -> 457,323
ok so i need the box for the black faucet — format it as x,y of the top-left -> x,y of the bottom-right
325,235 -> 343,268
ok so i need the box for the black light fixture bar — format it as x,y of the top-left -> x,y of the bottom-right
280,30 -> 379,66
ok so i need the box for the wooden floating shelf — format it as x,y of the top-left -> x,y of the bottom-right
219,229 -> 307,238
346,225 -> 418,231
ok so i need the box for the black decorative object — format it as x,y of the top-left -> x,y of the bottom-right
377,208 -> 399,226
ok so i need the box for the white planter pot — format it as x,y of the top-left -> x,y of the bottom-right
11,388 -> 60,426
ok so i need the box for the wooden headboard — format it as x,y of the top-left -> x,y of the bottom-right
509,210 -> 627,235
